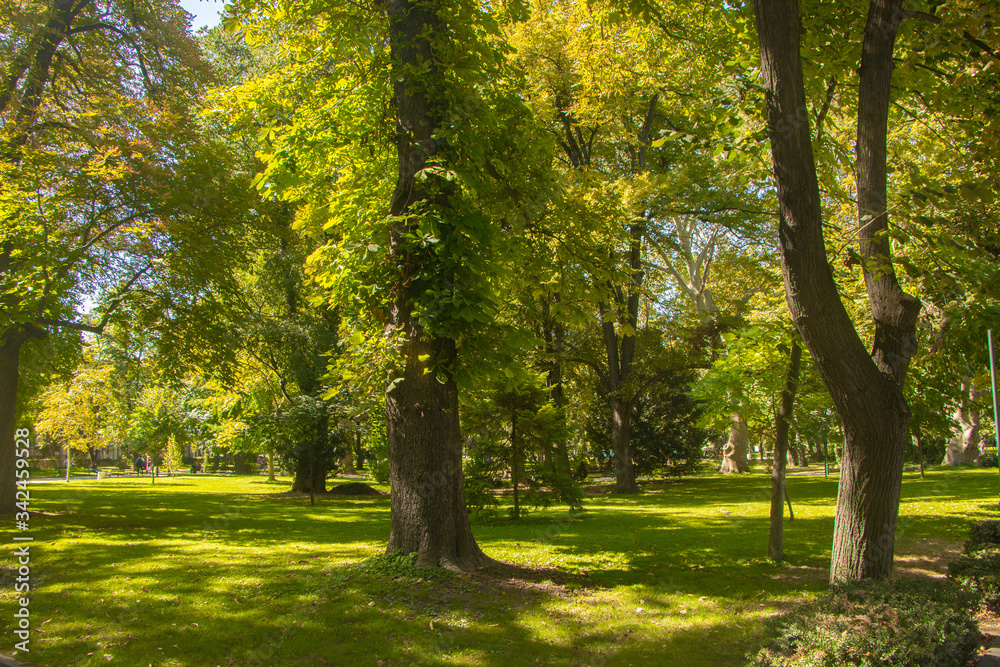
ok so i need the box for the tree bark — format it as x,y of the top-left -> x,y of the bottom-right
610,395 -> 639,491
511,408 -> 520,520
719,413 -> 750,474
944,379 -> 982,465
770,339 -> 802,561
543,294 -> 572,478
754,0 -> 921,583
600,221 -> 645,494
911,427 -> 925,479
787,439 -> 799,467
0,335 -> 23,515
385,336 -> 490,570
354,430 -> 364,471
291,414 -> 328,494
342,448 -> 357,475
383,0 -> 491,571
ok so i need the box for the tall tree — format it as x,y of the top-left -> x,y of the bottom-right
0,0 -> 209,514
227,0 -> 547,569
753,0 -> 923,582
380,0 -> 498,569
511,0 -> 766,490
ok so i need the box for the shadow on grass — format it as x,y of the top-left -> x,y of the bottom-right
24,546 -> 773,667
12,468 -> 998,666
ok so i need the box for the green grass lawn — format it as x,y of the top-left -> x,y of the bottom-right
2,467 -> 997,666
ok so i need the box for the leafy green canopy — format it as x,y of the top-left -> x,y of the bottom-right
219,0 -> 554,389
1,0 -> 211,334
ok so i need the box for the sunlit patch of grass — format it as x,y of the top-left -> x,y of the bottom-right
0,468 -> 995,665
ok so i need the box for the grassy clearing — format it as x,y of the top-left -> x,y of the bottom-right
2,468 -> 997,666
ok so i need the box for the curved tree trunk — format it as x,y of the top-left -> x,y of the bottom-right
599,219 -> 646,495
755,0 -> 921,583
719,413 -> 749,474
382,0 -> 491,571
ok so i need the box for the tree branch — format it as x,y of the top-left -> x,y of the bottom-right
566,356 -> 611,392
902,9 -> 1000,63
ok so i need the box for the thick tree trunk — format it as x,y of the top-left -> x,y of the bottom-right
754,0 -> 921,583
0,336 -> 22,515
383,0 -> 491,571
385,336 -> 490,570
267,450 -> 276,481
944,380 -> 982,465
611,396 -> 639,492
292,414 -> 329,493
770,339 -> 802,560
291,454 -> 327,492
719,413 -> 750,474
233,453 -> 247,475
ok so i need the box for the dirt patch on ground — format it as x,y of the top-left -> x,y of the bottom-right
326,482 -> 383,496
771,564 -> 827,587
893,536 -> 964,579
766,537 -> 964,587
274,484 -> 386,500
371,561 -> 595,623
474,561 -> 592,596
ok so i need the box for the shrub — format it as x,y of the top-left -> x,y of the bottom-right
949,546 -> 1000,614
949,519 -> 1000,614
358,550 -> 420,580
369,457 -> 390,484
749,578 -> 981,667
964,519 -> 1000,554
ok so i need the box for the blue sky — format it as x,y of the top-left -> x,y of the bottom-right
179,0 -> 225,31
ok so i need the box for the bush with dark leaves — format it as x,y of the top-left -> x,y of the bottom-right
749,578 -> 981,667
949,519 -> 1000,614
964,519 -> 1000,554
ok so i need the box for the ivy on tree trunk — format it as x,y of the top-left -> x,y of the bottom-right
383,0 -> 492,571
